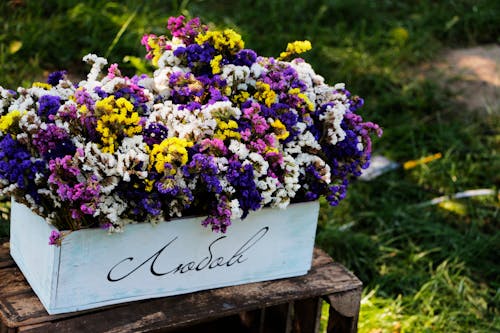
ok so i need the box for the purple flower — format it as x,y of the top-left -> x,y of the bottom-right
114,84 -> 151,115
0,135 -> 46,203
184,153 -> 222,194
326,180 -> 349,206
143,123 -> 169,146
226,161 -> 262,218
47,70 -> 67,86
201,196 -> 232,233
167,16 -> 207,44
38,95 -> 61,121
75,88 -> 96,110
48,156 -> 100,218
93,86 -> 108,99
174,43 -> 216,74
233,49 -> 257,67
48,230 -> 61,246
32,124 -> 75,160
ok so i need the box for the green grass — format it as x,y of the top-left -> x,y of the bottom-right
1,0 -> 499,331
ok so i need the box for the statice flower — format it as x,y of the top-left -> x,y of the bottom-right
0,16 -> 381,242
32,124 -> 76,160
48,230 -> 61,246
167,15 -> 207,44
0,135 -> 46,202
47,71 -> 67,86
38,95 -> 61,121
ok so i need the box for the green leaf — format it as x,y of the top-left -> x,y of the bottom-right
123,55 -> 149,74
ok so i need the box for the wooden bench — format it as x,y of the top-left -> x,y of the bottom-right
0,240 -> 362,332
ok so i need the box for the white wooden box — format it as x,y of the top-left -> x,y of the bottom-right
9,200 -> 319,314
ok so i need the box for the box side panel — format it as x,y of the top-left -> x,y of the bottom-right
13,201 -> 319,314
9,200 -> 58,310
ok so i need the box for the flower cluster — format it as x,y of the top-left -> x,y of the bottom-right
1,16 -> 381,238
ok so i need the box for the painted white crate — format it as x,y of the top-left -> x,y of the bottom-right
9,200 -> 319,315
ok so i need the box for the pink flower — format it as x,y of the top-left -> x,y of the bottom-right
48,230 -> 61,246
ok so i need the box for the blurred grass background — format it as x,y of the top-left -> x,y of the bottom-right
0,0 -> 499,331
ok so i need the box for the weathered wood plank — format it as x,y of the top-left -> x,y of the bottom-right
1,245 -> 362,332
11,264 -> 361,332
0,242 -> 14,269
311,248 -> 334,267
0,268 -> 30,296
292,298 -> 322,333
326,287 -> 362,333
327,287 -> 362,318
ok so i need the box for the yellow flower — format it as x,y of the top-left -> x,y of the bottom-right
210,54 -> 223,74
278,40 -> 312,60
146,36 -> 164,67
79,104 -> 89,115
32,82 -> 52,90
149,137 -> 194,173
254,82 -> 276,107
270,119 -> 289,141
196,29 -> 244,55
232,91 -> 250,103
145,179 -> 155,192
288,88 -> 314,111
214,119 -> 241,141
0,110 -> 23,134
95,96 -> 142,153
265,147 -> 280,154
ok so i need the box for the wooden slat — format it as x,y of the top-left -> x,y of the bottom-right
1,245 -> 362,332
292,298 -> 323,333
13,266 -> 361,332
326,287 -> 362,333
0,268 -> 30,295
311,248 -> 334,267
0,242 -> 14,269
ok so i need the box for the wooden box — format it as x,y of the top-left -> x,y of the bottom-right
9,200 -> 319,314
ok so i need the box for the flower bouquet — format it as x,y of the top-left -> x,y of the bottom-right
1,16 -> 381,314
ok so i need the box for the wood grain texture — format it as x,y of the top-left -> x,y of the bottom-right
0,241 -> 13,269
0,246 -> 362,333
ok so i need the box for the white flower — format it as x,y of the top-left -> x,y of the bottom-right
246,152 -> 268,177
99,194 -> 127,226
157,49 -> 183,69
116,136 -> 150,182
18,110 -> 42,137
100,77 -> 127,94
204,101 -> 242,119
319,102 -> 347,145
82,54 -> 108,82
220,65 -> 253,88
153,68 -> 173,98
148,101 -> 174,124
284,128 -> 321,154
250,62 -> 266,79
164,104 -> 217,141
9,89 -> 35,113
214,157 -> 229,172
230,199 -> 243,219
357,136 -> 364,151
78,142 -> 120,194
229,140 -> 250,160
333,83 -> 345,90
295,153 -> 331,184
